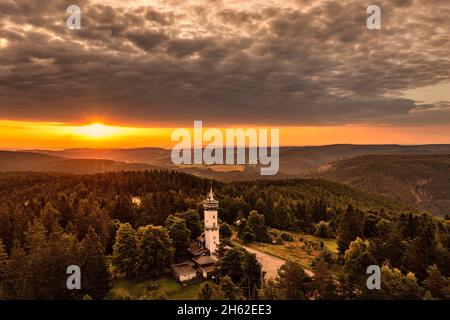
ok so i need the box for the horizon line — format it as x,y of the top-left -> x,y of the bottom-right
2,143 -> 450,152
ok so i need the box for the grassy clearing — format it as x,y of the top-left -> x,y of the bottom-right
237,229 -> 338,272
110,275 -> 208,300
290,231 -> 338,253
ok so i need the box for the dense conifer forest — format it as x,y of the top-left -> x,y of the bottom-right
0,171 -> 449,300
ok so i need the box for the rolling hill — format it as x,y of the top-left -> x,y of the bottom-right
1,146 -> 450,215
0,151 -> 158,174
0,151 -> 61,171
26,144 -> 450,179
31,147 -> 172,167
312,154 -> 450,216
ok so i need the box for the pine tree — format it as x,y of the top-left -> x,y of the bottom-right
219,222 -> 233,239
0,239 -> 8,298
403,215 -> 440,280
312,259 -> 338,300
80,227 -> 111,300
165,215 -> 191,260
241,252 -> 263,299
198,282 -> 224,300
219,276 -> 242,300
109,195 -> 135,223
276,261 -> 312,300
260,279 -> 284,300
2,241 -> 29,299
40,202 -> 62,234
177,210 -> 203,239
112,223 -> 139,277
312,198 -> 328,223
423,265 -> 450,300
218,248 -> 244,283
138,194 -> 159,226
23,218 -> 53,299
255,198 -> 267,217
337,204 -> 363,255
0,239 -> 8,278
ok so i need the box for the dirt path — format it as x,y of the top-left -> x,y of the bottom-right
241,245 -> 285,280
239,245 -> 314,280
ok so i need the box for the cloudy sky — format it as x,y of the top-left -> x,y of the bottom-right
0,0 -> 449,147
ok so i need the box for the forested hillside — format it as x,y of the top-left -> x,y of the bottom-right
313,154 -> 450,216
0,171 -> 449,300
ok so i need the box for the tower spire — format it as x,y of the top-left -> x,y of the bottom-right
208,182 -> 214,200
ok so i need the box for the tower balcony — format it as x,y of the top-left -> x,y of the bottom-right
203,202 -> 218,210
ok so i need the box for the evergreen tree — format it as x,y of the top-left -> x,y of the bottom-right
241,252 -> 263,299
139,194 -> 160,226
2,241 -> 29,299
165,215 -> 191,260
80,227 -> 111,300
276,261 -> 312,300
0,239 -> 8,279
312,259 -> 338,300
219,276 -> 242,300
198,282 -> 224,300
403,215 -> 440,280
260,279 -> 284,300
0,239 -> 8,298
423,265 -> 450,300
112,223 -> 138,277
255,198 -> 267,217
109,195 -> 135,223
45,230 -> 81,300
337,204 -> 363,255
293,202 -> 311,232
40,202 -> 62,234
219,222 -> 233,239
177,210 -> 203,239
218,248 -> 244,283
312,198 -> 328,223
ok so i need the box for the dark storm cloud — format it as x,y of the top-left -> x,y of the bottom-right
0,0 -> 449,126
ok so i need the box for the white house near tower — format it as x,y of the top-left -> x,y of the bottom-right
203,186 -> 219,256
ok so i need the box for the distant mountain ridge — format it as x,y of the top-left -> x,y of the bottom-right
0,151 -> 159,174
29,147 -> 172,167
2,144 -> 450,179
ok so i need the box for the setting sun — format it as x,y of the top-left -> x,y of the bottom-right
75,123 -> 119,139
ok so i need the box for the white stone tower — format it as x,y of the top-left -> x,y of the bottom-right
203,185 -> 219,256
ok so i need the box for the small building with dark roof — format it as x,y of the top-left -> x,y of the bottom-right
193,255 -> 217,279
188,234 -> 210,257
171,262 -> 197,283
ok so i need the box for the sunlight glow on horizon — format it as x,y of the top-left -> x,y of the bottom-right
1,119 -> 450,150
74,123 -> 127,139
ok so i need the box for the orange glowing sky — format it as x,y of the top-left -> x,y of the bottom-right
2,119 -> 450,150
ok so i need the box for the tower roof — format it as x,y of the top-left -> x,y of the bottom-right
204,183 -> 218,207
